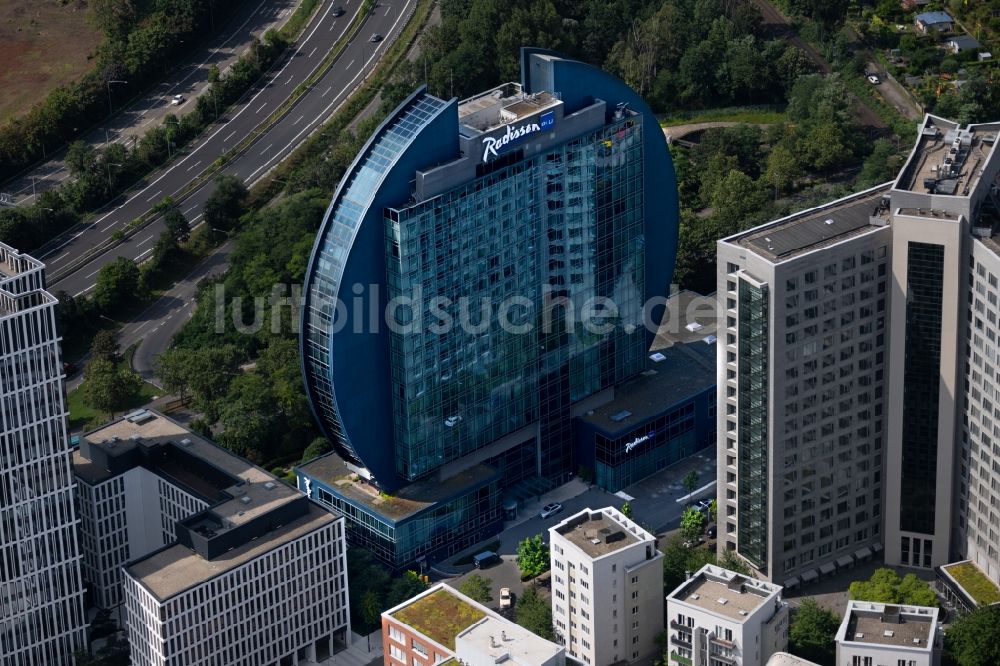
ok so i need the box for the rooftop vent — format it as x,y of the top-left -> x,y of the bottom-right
856,633 -> 864,639
125,409 -> 155,424
884,630 -> 894,638
914,638 -> 921,644
690,594 -> 700,600
717,598 -> 728,605
824,218 -> 834,225
264,482 -> 277,490
179,438 -> 192,447
240,496 -> 252,505
738,610 -> 749,616
649,352 -> 666,362
590,538 -> 602,545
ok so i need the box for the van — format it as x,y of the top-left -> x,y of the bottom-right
472,551 -> 500,569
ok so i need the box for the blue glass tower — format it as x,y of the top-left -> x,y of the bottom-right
298,50 -> 678,568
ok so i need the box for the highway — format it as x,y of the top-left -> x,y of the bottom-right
44,0 -> 415,297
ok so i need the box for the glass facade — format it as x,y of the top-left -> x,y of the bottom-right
303,96 -> 451,465
309,476 -> 502,568
385,116 -> 646,482
900,241 -> 944,535
738,277 -> 769,569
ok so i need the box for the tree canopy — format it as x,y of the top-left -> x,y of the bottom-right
459,574 -> 494,604
788,598 -> 839,665
848,568 -> 938,607
515,585 -> 554,640
516,535 -> 550,580
945,606 -> 1000,666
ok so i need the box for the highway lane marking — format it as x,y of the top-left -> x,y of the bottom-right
242,0 -> 414,186
310,47 -> 317,58
146,190 -> 163,202
294,114 -> 304,125
136,248 -> 154,260
137,234 -> 156,246
225,130 -> 237,141
85,265 -> 104,279
323,86 -> 332,97
385,5 -> 391,14
186,160 -> 202,172
183,206 -> 197,215
287,75 -> 294,84
260,143 -> 273,156
74,285 -> 95,297
347,59 -> 355,68
257,102 -> 268,113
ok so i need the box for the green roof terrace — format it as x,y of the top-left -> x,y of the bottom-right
940,561 -> 1000,607
389,586 -> 486,651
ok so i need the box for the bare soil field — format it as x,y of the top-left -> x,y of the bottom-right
0,1 -> 101,123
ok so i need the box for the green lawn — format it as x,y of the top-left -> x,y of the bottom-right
67,345 -> 161,433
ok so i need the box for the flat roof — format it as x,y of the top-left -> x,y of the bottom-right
126,503 -> 335,601
457,616 -> 563,664
297,453 -> 498,521
457,82 -> 561,133
552,508 -> 651,558
727,187 -> 890,263
651,290 -> 719,350
895,116 -> 999,195
669,564 -> 783,622
79,410 -> 300,529
840,601 -> 937,650
940,560 -> 1000,606
389,586 -> 487,651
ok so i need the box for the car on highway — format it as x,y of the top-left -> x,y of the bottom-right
499,587 -> 512,609
332,5 -> 345,16
539,502 -> 563,519
369,33 -> 383,43
171,94 -> 185,106
867,73 -> 881,85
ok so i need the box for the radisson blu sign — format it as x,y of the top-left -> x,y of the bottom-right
481,111 -> 555,162
624,430 -> 656,454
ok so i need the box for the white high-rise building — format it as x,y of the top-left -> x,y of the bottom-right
72,409 -> 351,665
548,507 -> 663,666
717,114 -> 1000,590
666,564 -> 788,666
0,242 -> 86,665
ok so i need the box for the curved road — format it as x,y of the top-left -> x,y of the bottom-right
44,0 -> 414,296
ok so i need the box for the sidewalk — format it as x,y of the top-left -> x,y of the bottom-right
4,0 -> 299,206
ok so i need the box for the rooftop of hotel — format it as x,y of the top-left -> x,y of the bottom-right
894,116 -> 1000,196
125,503 -> 335,601
668,564 -> 783,622
726,187 -> 890,263
75,409 -> 299,527
458,82 -> 561,134
297,452 -> 499,521
552,507 -> 651,558
457,616 -> 564,665
388,585 -> 488,651
839,601 -> 938,650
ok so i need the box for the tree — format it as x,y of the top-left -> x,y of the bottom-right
680,507 -> 706,541
789,598 -> 839,664
302,437 -> 332,462
515,585 -> 554,640
621,501 -> 632,518
360,589 -> 382,631
662,534 -> 715,593
682,470 -> 700,496
708,499 -> 718,524
94,256 -> 144,311
90,329 -> 120,362
73,634 -> 131,666
460,573 -> 493,604
856,138 -> 900,189
848,568 -> 938,607
386,570 -> 428,607
348,548 -> 391,633
516,535 -> 550,580
203,174 -> 248,231
717,548 -> 753,576
945,606 -> 1000,666
83,358 -> 142,416
763,145 -> 800,198
163,208 -> 190,241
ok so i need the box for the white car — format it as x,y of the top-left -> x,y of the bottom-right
867,74 -> 881,85
499,587 -> 512,609
170,94 -> 185,106
539,502 -> 563,519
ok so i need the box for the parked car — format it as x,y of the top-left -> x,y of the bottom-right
473,551 -> 500,569
867,73 -> 881,85
683,537 -> 704,549
539,502 -> 563,519
170,94 -> 185,106
331,5 -> 345,16
369,33 -> 383,43
499,587 -> 512,608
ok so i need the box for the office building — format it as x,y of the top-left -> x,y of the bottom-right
834,601 -> 941,666
299,48 -> 678,569
548,507 -> 663,665
665,564 -> 788,666
72,409 -> 350,665
717,114 -> 1000,586
0,242 -> 86,665
937,560 -> 1000,612
382,583 -> 565,666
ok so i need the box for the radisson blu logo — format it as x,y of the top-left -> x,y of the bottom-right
625,430 -> 656,454
481,111 -> 555,162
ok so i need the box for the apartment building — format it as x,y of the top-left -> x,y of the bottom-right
0,242 -> 86,665
382,584 -> 564,666
716,186 -> 892,584
548,507 -> 663,665
718,114 -> 1000,588
666,564 -> 788,666
834,601 -> 941,666
73,409 -> 350,665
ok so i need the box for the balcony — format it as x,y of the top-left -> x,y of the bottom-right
669,633 -> 692,649
670,651 -> 692,666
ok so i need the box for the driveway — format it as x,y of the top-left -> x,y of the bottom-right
866,60 -> 922,121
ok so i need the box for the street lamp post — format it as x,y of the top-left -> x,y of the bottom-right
106,163 -> 123,195
106,80 -> 128,117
